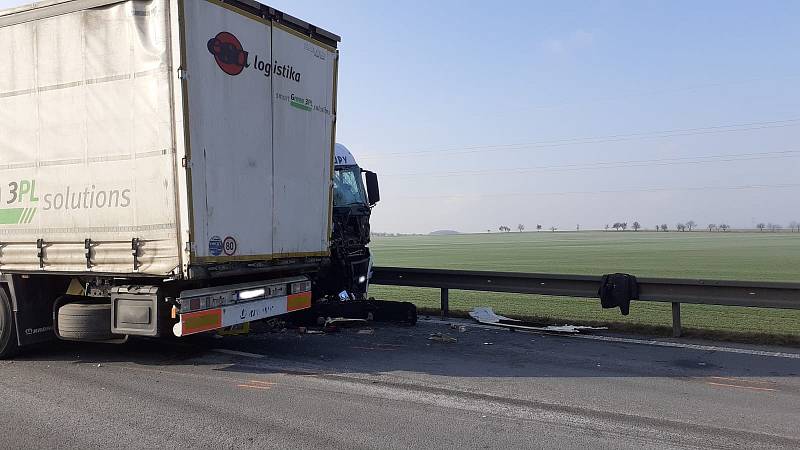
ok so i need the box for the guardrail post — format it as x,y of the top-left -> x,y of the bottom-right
671,302 -> 682,337
440,288 -> 449,319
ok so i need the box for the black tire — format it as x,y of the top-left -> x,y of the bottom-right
57,301 -> 114,341
0,287 -> 18,359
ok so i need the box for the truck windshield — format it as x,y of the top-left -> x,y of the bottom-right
333,166 -> 367,206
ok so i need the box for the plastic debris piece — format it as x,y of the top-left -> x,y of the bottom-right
428,333 -> 457,343
469,307 -> 607,334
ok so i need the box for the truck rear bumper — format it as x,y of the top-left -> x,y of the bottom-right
173,292 -> 311,337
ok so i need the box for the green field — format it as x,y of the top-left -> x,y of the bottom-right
368,232 -> 800,340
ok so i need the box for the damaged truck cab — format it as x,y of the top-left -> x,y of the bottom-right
316,144 -> 380,301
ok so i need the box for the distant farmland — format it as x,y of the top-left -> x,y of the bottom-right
368,231 -> 800,339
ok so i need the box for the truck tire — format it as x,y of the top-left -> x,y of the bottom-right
0,288 -> 18,359
57,301 -> 114,341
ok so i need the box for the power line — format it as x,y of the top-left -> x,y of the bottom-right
381,149 -> 800,178
458,75 -> 800,119
392,183 -> 800,200
360,118 -> 800,159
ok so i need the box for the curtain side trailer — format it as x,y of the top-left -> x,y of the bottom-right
0,0 -> 340,357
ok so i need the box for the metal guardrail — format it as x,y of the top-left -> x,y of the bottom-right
371,267 -> 800,337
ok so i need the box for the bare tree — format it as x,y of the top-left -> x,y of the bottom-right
707,223 -> 716,232
517,224 -> 525,232
676,223 -> 686,232
719,224 -> 730,232
756,223 -> 766,232
632,221 -> 641,231
621,222 -> 628,231
536,224 -> 542,232
604,224 -> 610,232
550,226 -> 557,232
790,221 -> 799,232
612,222 -> 621,231
576,224 -> 580,231
660,224 -> 668,232
686,220 -> 697,231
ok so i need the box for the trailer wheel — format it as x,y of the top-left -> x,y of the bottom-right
0,288 -> 18,359
57,301 -> 114,341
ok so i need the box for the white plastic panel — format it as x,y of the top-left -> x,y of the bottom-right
183,0 -> 334,262
270,25 -> 336,256
183,0 -> 274,260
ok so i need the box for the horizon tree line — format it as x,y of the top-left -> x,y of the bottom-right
487,220 -> 800,234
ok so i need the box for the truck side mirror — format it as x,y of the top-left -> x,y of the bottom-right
364,171 -> 380,205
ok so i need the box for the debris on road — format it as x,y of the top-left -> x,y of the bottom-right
428,333 -> 457,343
298,327 -> 325,335
450,324 -> 467,333
324,317 -> 369,328
468,307 -> 606,334
291,299 -> 418,327
357,329 -> 375,335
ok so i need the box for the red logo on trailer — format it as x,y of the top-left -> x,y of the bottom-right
207,32 -> 250,76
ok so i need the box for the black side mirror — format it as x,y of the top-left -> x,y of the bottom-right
364,170 -> 380,205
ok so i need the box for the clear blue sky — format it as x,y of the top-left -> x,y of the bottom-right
2,0 -> 798,232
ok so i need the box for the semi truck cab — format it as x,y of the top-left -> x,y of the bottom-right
319,144 -> 380,300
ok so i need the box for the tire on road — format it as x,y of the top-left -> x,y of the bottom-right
57,301 -> 114,341
0,287 -> 18,359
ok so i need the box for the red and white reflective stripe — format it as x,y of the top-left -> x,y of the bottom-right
173,291 -> 312,337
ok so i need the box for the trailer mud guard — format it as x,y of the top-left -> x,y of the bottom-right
2,274 -> 71,347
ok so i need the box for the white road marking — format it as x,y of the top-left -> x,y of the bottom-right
237,384 -> 272,390
427,318 -> 800,360
706,382 -> 776,392
212,348 -> 265,359
569,334 -> 800,359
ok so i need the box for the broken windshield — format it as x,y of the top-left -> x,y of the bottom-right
333,166 -> 367,206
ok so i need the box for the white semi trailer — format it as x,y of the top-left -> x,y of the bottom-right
0,0 -> 340,357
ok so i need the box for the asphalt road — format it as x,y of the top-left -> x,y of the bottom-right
1,318 -> 799,449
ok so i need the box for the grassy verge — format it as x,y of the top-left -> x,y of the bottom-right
370,285 -> 800,346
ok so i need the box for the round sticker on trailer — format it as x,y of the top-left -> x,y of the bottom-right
209,236 -> 223,256
223,236 -> 237,256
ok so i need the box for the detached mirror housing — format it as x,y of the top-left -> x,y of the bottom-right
364,170 -> 380,205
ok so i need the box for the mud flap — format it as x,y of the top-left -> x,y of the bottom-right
5,274 -> 71,346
